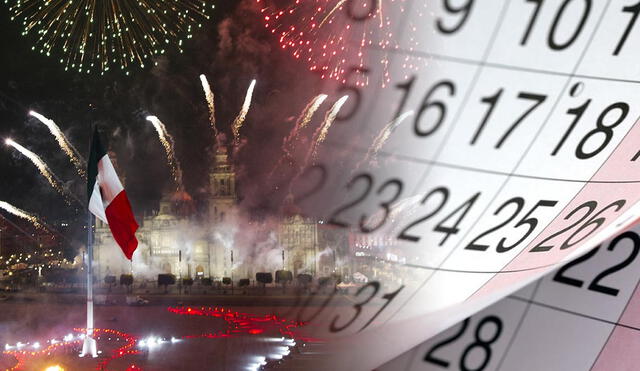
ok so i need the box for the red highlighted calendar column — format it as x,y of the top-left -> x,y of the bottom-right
591,282 -> 640,371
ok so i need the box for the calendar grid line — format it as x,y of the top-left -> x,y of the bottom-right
495,280 -> 543,371
508,295 -> 640,335
379,0 -> 515,326
588,257 -> 640,370
379,47 -> 640,86
359,255 -> 557,274
398,343 -> 420,371
325,140 -> 640,184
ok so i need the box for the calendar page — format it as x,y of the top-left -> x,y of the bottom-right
377,223 -> 640,371
263,0 -> 640,369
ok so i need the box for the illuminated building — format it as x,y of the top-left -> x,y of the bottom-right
94,146 -> 338,281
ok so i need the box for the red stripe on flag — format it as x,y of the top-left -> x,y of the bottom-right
105,191 -> 139,260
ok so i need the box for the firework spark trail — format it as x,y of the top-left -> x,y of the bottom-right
5,139 -> 65,195
232,79 -> 257,145
266,94 -> 328,184
199,74 -> 218,142
146,116 -> 184,190
29,110 -> 86,177
284,96 -> 348,203
306,95 -> 349,163
285,94 -> 328,153
0,201 -> 42,229
357,110 -> 414,169
319,0 -> 347,27
294,94 -> 330,131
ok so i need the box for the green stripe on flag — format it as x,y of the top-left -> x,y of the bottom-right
87,126 -> 107,205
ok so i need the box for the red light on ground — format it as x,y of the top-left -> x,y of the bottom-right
248,329 -> 264,335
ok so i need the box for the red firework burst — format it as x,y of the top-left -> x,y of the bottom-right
258,0 -> 415,83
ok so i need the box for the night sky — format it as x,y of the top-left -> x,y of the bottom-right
0,0 -> 323,247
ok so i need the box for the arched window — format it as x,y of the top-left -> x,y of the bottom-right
196,265 -> 205,277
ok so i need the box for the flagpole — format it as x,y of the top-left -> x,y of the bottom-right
81,122 -> 98,357
81,126 -> 138,357
80,211 -> 98,357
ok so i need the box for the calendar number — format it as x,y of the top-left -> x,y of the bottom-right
466,198 -> 557,252
329,283 -> 404,333
553,231 -> 640,296
530,199 -> 626,252
552,100 -> 630,159
328,173 -> 404,233
437,0 -> 475,34
521,0 -> 592,51
471,89 -> 547,149
424,315 -> 503,371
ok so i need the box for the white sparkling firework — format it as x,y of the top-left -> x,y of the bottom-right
199,74 -> 218,141
267,93 -> 329,182
146,116 -> 184,189
308,95 -> 349,161
0,201 -> 42,229
232,79 -> 257,144
362,110 -> 414,166
5,138 -> 64,194
29,111 -> 85,177
284,94 -> 329,154
296,94 -> 329,131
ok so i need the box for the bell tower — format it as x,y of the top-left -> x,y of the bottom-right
209,146 -> 236,223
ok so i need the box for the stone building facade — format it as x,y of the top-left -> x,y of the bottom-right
93,146 -> 343,281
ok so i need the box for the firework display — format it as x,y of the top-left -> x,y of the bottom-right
306,95 -> 347,162
293,94 -> 329,132
28,111 -> 85,177
283,93 -> 328,159
0,200 -> 42,229
146,116 -> 184,190
257,0 -> 418,83
360,110 -> 413,167
4,138 -> 64,195
199,74 -> 218,141
4,0 -> 214,74
232,79 -> 257,145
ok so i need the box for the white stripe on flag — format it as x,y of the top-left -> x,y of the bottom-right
88,154 -> 124,224
89,181 -> 107,223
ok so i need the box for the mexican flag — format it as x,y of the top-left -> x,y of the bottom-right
88,127 -> 139,260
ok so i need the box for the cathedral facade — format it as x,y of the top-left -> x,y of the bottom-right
94,147 -> 237,281
93,147 -> 338,282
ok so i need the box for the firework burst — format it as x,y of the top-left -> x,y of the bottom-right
5,138 -> 65,195
257,0 -> 415,83
29,111 -> 86,177
199,74 -> 218,142
6,0 -> 215,75
0,200 -> 42,229
146,116 -> 184,190
232,79 -> 257,145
